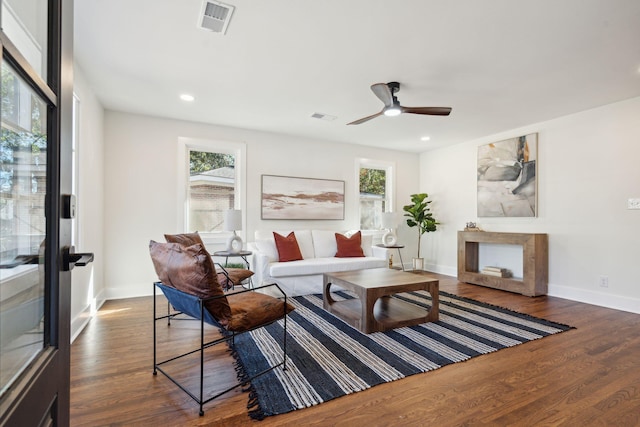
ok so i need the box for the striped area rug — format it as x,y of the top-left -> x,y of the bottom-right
231,290 -> 573,420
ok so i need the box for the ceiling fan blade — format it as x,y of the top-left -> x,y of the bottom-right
402,106 -> 452,116
370,83 -> 393,107
347,111 -> 383,125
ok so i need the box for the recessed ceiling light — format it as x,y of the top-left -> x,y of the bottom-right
180,94 -> 195,102
420,136 -> 431,141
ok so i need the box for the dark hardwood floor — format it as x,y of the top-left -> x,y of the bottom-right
70,274 -> 640,426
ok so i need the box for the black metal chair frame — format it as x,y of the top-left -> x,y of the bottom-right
153,281 -> 289,416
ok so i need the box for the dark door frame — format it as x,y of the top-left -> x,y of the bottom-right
0,0 -> 74,425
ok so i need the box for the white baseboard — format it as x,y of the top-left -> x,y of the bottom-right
548,284 -> 640,314
99,275 -> 640,316
424,264 -> 639,315
424,263 -> 457,277
400,262 -> 457,276
104,284 -> 154,300
70,289 -> 107,343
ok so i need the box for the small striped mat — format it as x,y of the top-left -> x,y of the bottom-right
232,290 -> 573,420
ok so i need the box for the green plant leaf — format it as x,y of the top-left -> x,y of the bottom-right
403,193 -> 439,258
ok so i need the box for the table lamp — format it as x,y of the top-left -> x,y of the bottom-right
381,212 -> 398,246
224,209 -> 243,254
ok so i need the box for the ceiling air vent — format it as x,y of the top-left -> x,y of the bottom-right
311,113 -> 337,121
198,1 -> 234,34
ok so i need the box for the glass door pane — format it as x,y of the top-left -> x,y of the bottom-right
0,59 -> 47,397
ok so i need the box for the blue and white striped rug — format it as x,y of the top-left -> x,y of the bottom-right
231,290 -> 573,420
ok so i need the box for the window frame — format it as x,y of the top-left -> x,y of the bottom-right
177,137 -> 246,244
356,158 -> 395,231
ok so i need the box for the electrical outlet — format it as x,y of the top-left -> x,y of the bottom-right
628,198 -> 640,209
599,275 -> 609,288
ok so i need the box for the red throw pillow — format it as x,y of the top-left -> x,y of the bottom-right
273,232 -> 303,262
335,231 -> 365,257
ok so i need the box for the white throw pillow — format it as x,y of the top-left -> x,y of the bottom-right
360,233 -> 373,257
312,230 -> 338,258
293,230 -> 315,259
254,230 -> 289,262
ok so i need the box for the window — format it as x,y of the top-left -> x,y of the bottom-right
188,150 -> 235,233
178,138 -> 246,239
357,159 -> 394,230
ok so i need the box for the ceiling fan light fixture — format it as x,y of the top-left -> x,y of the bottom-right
348,81 -> 452,125
383,106 -> 402,117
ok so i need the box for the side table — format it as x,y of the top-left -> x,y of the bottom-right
376,244 -> 405,271
212,250 -> 253,270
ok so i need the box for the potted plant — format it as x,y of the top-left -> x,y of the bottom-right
403,193 -> 439,270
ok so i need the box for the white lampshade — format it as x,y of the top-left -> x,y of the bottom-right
381,212 -> 396,229
223,209 -> 242,231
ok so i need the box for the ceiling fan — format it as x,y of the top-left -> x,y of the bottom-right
347,81 -> 452,125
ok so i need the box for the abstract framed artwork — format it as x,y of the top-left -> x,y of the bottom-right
261,175 -> 345,220
477,133 -> 538,217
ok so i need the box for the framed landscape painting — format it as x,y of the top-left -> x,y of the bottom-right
261,175 -> 345,220
477,133 -> 538,217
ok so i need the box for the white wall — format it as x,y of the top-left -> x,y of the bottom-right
420,96 -> 640,314
103,111 -> 420,299
70,67 -> 106,341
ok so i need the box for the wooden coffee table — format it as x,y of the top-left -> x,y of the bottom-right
323,268 -> 439,334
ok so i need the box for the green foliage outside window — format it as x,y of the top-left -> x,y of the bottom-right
1,63 -> 47,156
189,151 -> 234,174
359,168 -> 385,195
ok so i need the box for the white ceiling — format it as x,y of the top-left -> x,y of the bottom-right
74,0 -> 640,153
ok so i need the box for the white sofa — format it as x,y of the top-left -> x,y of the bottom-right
247,230 -> 389,296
